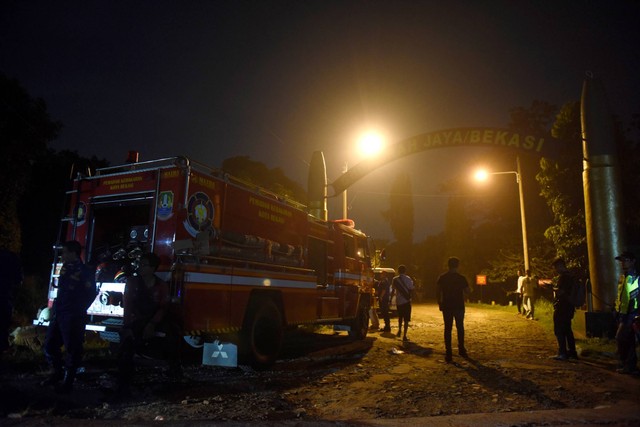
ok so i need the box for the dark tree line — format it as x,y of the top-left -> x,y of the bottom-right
0,73 -> 61,254
2,75 -> 312,322
5,71 -> 639,315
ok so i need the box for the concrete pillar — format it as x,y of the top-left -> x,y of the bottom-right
580,74 -> 624,312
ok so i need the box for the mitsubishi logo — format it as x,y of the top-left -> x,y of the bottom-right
211,342 -> 228,359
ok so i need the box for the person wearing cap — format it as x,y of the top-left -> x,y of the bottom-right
550,258 -> 578,361
614,251 -> 639,374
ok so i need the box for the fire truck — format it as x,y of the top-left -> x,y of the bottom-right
39,156 -> 374,367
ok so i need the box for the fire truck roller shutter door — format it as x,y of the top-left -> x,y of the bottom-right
240,295 -> 284,369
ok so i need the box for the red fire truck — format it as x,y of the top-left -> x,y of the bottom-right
40,156 -> 374,367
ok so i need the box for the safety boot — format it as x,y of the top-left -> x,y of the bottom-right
55,369 -> 75,393
40,368 -> 64,386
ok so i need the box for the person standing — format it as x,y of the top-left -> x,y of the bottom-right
392,265 -> 414,342
436,256 -> 470,363
377,270 -> 392,332
0,247 -> 22,354
369,281 -> 380,331
614,251 -> 639,374
522,269 -> 537,320
117,252 -> 181,394
550,258 -> 578,361
42,240 -> 96,392
516,270 -> 525,315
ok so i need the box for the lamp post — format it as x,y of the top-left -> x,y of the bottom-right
474,156 -> 529,271
341,131 -> 385,220
342,162 -> 349,219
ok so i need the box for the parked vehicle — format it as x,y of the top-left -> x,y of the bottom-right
36,156 -> 375,368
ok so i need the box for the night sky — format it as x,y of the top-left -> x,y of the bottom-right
2,1 -> 639,241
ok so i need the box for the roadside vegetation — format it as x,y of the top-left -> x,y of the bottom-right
467,300 -> 617,363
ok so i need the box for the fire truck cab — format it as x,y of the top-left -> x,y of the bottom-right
40,156 -> 374,367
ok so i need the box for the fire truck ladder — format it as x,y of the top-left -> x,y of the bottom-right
49,171 -> 86,285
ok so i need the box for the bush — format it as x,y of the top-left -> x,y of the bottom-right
13,275 -> 48,326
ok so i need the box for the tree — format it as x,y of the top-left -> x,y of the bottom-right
222,156 -> 307,203
508,100 -> 558,134
18,149 -> 108,276
381,172 -> 414,270
414,233 -> 446,299
536,101 -> 587,271
616,113 -> 640,245
0,74 -> 61,252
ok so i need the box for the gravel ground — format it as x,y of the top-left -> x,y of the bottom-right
2,303 -> 639,426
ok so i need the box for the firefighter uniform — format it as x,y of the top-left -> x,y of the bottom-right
116,253 -> 181,395
615,272 -> 639,374
43,245 -> 96,392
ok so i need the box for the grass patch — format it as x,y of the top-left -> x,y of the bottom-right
468,300 -> 617,360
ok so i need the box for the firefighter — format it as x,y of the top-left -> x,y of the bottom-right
614,251 -> 639,374
42,240 -> 96,392
116,252 -> 181,394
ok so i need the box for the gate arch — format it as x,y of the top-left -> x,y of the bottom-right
330,127 -> 555,195
309,74 -> 625,323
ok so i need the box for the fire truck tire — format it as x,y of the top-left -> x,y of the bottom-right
242,298 -> 284,369
348,304 -> 369,340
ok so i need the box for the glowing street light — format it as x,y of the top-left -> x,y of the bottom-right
343,131 -> 385,219
357,132 -> 384,157
473,156 -> 529,271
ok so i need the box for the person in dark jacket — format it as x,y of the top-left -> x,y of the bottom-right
117,252 -> 181,394
614,251 -> 639,374
0,247 -> 22,354
377,271 -> 392,332
436,256 -> 470,363
550,258 -> 578,361
42,240 -> 97,392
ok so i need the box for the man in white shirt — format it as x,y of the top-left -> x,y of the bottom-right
516,270 -> 525,315
392,265 -> 414,342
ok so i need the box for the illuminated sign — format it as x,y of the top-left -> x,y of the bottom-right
331,127 -> 556,195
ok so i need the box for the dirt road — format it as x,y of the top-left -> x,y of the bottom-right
2,303 -> 639,426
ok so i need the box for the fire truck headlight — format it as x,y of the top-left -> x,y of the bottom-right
159,238 -> 173,248
263,279 -> 271,287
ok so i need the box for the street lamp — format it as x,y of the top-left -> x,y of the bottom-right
342,131 -> 384,219
342,161 -> 349,219
474,156 -> 529,271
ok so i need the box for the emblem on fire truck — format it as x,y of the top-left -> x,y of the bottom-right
74,202 -> 87,226
183,191 -> 214,237
157,191 -> 174,220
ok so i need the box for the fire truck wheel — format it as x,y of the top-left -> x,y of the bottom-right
348,304 -> 370,340
242,297 -> 284,369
